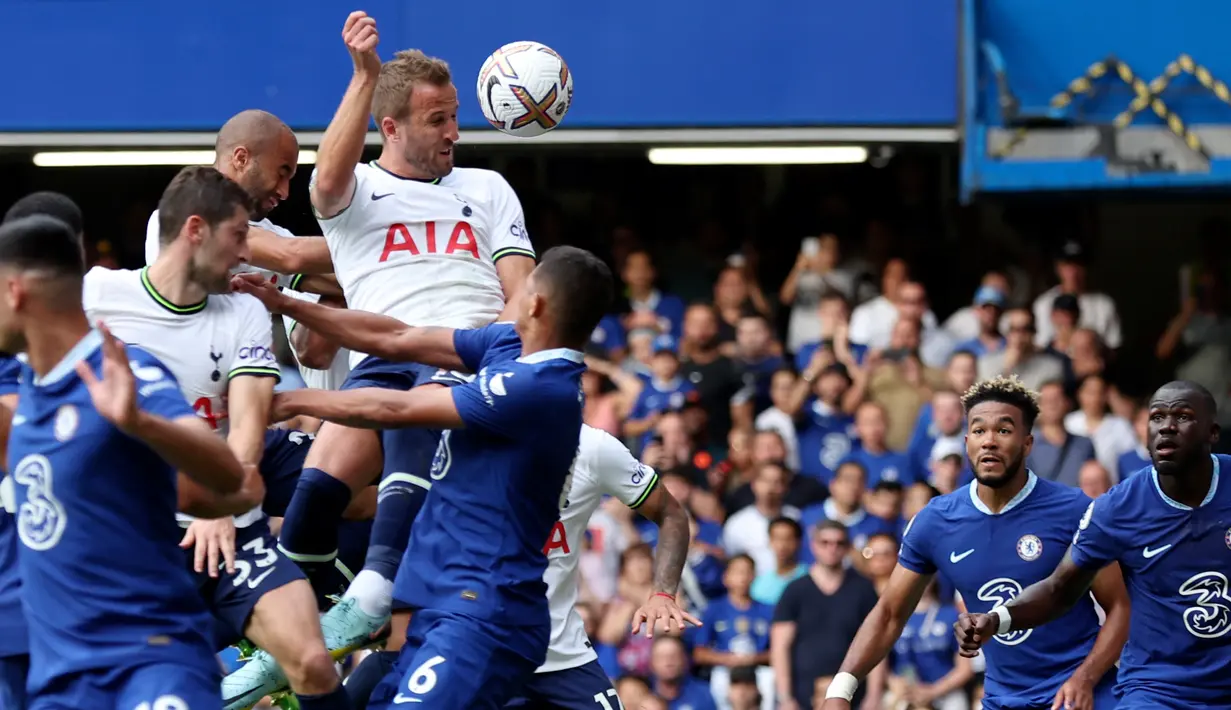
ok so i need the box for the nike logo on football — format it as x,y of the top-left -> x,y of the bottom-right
1143,544 -> 1173,559
950,549 -> 975,563
371,192 -> 394,201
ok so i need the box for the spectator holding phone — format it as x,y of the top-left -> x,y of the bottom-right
780,234 -> 858,352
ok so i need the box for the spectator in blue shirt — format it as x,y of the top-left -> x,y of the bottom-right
793,291 -> 868,372
889,579 -> 973,709
1027,379 -> 1097,487
650,636 -> 718,710
694,555 -> 774,710
905,389 -> 965,484
734,314 -> 785,415
590,313 -> 628,361
951,285 -> 1008,358
799,461 -> 896,565
627,334 -> 698,451
623,249 -> 687,338
848,401 -> 913,488
791,360 -> 858,485
750,517 -> 807,606
864,480 -> 905,537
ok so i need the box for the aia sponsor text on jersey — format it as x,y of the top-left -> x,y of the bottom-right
380,220 -> 480,261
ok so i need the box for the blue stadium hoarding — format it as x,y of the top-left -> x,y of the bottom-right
0,0 -> 957,132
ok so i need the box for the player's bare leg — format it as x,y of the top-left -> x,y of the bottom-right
222,580 -> 348,710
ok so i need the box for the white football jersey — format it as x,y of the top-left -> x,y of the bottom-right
145,211 -> 296,287
540,425 -> 661,673
281,289 -> 353,391
314,163 -> 535,368
82,266 -> 282,528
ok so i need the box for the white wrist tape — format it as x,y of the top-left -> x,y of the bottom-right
990,605 -> 1012,635
824,672 -> 859,701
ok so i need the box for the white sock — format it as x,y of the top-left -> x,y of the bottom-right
343,569 -> 393,618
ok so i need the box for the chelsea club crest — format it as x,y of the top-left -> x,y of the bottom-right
1017,534 -> 1043,562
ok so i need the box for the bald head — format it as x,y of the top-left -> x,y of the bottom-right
215,110 -> 293,158
1152,380 -> 1217,419
214,110 -> 299,220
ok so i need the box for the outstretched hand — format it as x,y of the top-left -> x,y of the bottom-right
231,273 -> 288,313
76,322 -> 139,434
631,593 -> 702,639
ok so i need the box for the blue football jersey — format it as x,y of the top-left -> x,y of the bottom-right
7,331 -> 216,694
893,603 -> 961,684
1070,454 -> 1231,708
0,353 -> 25,659
899,472 -> 1101,708
796,399 -> 857,484
392,323 -> 584,657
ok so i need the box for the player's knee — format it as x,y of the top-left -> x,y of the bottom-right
281,645 -> 340,694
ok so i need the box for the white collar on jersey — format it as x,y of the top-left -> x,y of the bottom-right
518,348 -> 585,365
1151,454 -> 1220,510
968,469 -> 1038,515
822,498 -> 867,527
34,329 -> 103,387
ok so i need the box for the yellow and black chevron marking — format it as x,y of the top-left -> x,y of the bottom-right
993,53 -> 1228,161
991,57 -> 1115,158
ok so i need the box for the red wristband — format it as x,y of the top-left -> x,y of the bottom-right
653,592 -> 675,602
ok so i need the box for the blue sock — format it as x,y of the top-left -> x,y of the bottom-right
345,650 -> 399,710
279,468 -> 353,584
296,685 -> 352,710
364,427 -> 439,580
365,476 -> 428,580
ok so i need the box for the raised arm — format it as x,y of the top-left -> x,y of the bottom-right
822,564 -> 934,708
272,386 -> 464,430
233,273 -> 465,369
246,228 -> 334,276
311,11 -> 381,220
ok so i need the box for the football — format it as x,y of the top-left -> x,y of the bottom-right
477,41 -> 573,137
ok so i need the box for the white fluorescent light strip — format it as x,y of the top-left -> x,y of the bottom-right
647,145 -> 868,165
32,150 -> 318,167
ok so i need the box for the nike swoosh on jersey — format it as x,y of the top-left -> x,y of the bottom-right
950,549 -> 975,563
1143,544 -> 1173,559
392,694 -> 423,704
371,192 -> 394,201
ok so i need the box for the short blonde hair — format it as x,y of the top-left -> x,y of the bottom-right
372,49 -> 453,126
961,375 -> 1041,427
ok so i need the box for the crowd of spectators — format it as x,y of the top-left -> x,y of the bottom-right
331,223 -> 1229,710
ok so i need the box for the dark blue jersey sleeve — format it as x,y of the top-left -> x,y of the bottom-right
1069,497 -> 1122,570
451,365 -> 538,439
127,348 -> 195,421
453,323 -> 520,373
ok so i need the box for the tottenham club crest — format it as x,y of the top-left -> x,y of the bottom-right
1017,534 -> 1043,562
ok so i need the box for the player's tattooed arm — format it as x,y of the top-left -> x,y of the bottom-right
246,230 -> 334,276
312,11 -> 382,220
637,485 -> 691,596
629,484 -> 703,638
832,565 -> 933,685
271,386 -> 465,430
233,273 -> 467,370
